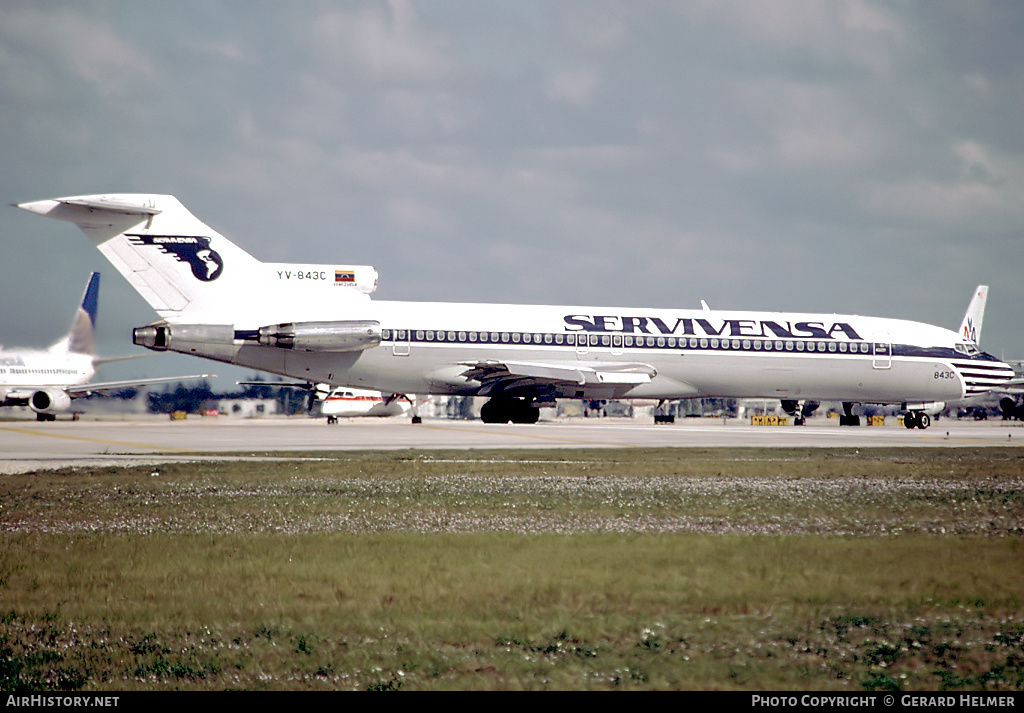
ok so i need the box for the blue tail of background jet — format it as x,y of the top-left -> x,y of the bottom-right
58,272 -> 100,355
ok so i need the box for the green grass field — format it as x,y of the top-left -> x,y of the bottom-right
1,447 -> 1022,690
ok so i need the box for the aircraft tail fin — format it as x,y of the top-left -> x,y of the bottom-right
959,285 -> 988,344
50,271 -> 100,356
18,194 -> 377,326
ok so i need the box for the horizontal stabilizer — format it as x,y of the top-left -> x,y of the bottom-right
60,197 -> 162,216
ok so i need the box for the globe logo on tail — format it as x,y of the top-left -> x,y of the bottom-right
126,234 -> 224,281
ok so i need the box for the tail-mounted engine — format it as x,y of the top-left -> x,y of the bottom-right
133,324 -> 239,361
256,321 -> 381,352
134,320 -> 382,358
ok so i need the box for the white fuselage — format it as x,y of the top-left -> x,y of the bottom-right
0,350 -> 94,399
320,388 -> 410,417
219,300 -> 997,405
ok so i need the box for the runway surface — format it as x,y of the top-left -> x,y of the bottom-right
2,414 -> 1022,474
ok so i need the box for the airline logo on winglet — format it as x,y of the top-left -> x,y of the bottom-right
125,234 -> 224,282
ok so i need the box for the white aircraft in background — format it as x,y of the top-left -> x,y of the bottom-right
0,271 -> 212,420
952,285 -> 1024,420
17,194 -> 1016,429
238,378 -> 412,422
320,387 -> 411,422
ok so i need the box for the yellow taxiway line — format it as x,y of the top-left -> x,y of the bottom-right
0,425 -> 197,453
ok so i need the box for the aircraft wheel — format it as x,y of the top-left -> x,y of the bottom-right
480,399 -> 510,424
512,402 -> 540,424
482,398 -> 540,424
917,413 -> 930,429
904,412 -> 918,429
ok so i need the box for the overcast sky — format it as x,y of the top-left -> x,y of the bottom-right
2,0 -> 1022,389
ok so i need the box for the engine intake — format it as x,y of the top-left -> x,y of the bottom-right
30,389 -> 71,414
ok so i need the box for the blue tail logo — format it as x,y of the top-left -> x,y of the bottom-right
66,272 -> 100,355
125,234 -> 224,281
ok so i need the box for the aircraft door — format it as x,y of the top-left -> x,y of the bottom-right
872,337 -> 891,369
574,332 -> 590,358
393,329 -> 410,357
611,334 -> 624,355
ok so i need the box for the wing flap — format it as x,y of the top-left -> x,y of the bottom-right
459,360 -> 656,387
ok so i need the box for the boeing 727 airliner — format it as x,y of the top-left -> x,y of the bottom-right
0,271 -> 212,420
16,194 -> 1015,428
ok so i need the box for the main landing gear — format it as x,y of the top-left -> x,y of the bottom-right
903,411 -> 931,429
839,402 -> 860,427
780,400 -> 819,426
1000,397 -> 1024,421
480,397 -> 540,424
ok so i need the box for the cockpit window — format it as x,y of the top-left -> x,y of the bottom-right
955,342 -> 981,356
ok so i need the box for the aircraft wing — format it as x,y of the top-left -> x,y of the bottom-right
92,353 -> 155,366
997,377 -> 1024,395
458,359 -> 657,395
65,374 -> 215,397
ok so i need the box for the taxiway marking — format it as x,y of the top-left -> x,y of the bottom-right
0,426 -> 196,453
